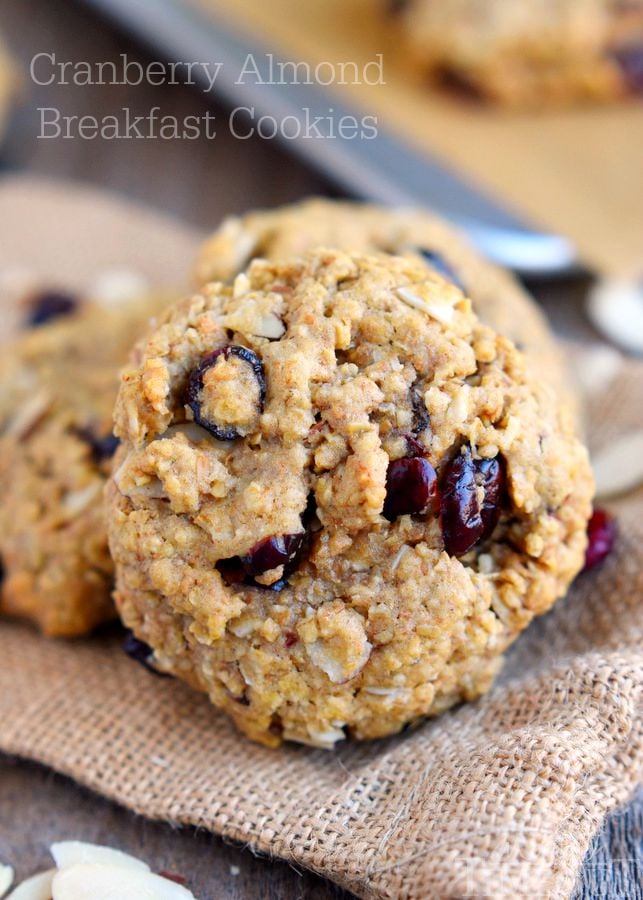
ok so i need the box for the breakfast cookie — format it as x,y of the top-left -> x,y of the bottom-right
195,199 -> 569,397
0,292 -> 170,637
107,249 -> 593,748
392,0 -> 643,106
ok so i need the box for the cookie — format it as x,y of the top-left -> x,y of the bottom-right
392,0 -> 643,106
194,199 -> 570,398
107,249 -> 593,748
0,292 -> 170,637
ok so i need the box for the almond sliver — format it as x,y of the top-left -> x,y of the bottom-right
6,869 -> 55,900
593,430 -> 643,499
52,863 -> 196,900
50,842 -> 149,874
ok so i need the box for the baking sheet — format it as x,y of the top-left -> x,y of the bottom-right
190,0 -> 643,276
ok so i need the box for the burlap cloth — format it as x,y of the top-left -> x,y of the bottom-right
0,179 -> 641,899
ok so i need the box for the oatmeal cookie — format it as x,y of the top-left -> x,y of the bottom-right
107,249 -> 593,748
195,198 -> 569,396
0,292 -> 170,637
392,0 -> 643,106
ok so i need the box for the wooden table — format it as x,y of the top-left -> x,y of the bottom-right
0,1 -> 639,897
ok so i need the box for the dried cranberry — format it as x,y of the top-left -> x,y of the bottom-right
26,291 -> 78,327
123,631 -> 168,677
584,508 -> 617,570
440,449 -> 482,556
78,428 -> 120,461
240,533 -> 304,577
441,448 -> 505,556
185,345 -> 266,441
216,556 -> 247,585
285,631 -> 298,647
611,44 -> 643,92
383,456 -> 438,521
418,250 -> 465,292
410,387 -> 430,435
403,433 -> 426,458
217,533 -> 305,590
159,871 -> 189,886
476,457 -> 506,541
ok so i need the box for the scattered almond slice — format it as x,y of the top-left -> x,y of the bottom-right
88,268 -> 150,307
51,863 -> 196,900
571,344 -> 623,396
50,842 -> 149,874
592,430 -> 643,499
222,296 -> 285,340
6,869 -> 55,900
587,278 -> 643,355
5,389 -> 51,439
0,865 -> 14,898
61,481 -> 103,516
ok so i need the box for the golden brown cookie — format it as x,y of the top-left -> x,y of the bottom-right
0,292 -> 171,636
194,198 -> 571,398
107,249 -> 593,747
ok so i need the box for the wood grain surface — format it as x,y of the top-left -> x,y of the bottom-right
0,1 -> 639,898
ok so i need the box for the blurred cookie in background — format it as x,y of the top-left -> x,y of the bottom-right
0,285 -> 172,637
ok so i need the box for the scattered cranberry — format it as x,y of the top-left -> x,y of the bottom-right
159,871 -> 189,886
383,456 -> 438,521
240,533 -> 304,577
185,345 -> 266,441
476,457 -> 506,542
26,291 -> 78,327
611,44 -> 643,92
584,508 -> 617,570
440,447 -> 505,556
418,249 -> 465,292
285,631 -> 298,647
123,631 -> 168,678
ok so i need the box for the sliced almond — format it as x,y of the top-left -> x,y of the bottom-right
395,285 -> 457,324
304,725 -> 346,747
0,865 -> 14,898
593,430 -> 643,499
5,389 -> 51,439
52,863 -> 195,900
587,278 -> 643,355
61,481 -> 103,516
89,269 -> 149,307
6,869 -> 55,900
571,344 -> 623,397
50,842 -> 149,874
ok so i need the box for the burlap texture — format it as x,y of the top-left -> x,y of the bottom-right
0,178 -> 641,899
